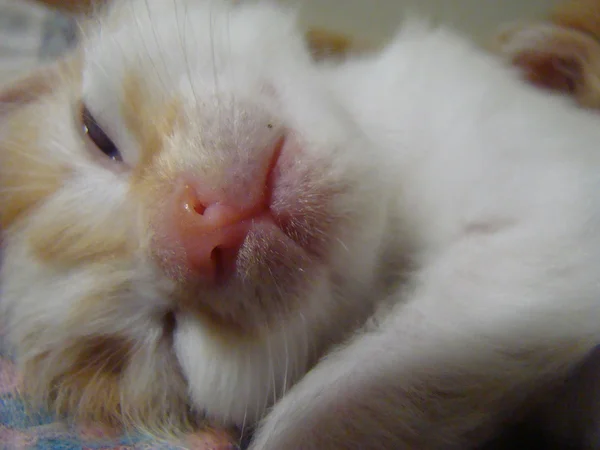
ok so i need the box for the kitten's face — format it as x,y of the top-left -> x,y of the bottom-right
0,0 -> 388,430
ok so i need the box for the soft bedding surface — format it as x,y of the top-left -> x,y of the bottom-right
1,351 -> 239,450
0,0 -> 76,85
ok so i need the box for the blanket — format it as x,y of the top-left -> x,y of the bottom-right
0,355 -> 238,449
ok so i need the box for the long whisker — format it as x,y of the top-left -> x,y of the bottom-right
239,348 -> 250,449
0,148 -> 64,166
225,3 -> 237,140
208,0 -> 225,131
131,0 -> 168,94
280,305 -> 290,397
174,0 -> 199,110
265,323 -> 277,408
144,0 -> 171,84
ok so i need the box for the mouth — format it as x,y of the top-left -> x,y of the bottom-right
209,130 -> 334,290
257,132 -> 330,260
264,135 -> 286,210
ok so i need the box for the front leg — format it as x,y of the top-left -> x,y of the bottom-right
249,238 -> 600,450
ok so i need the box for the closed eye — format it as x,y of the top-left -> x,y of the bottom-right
81,104 -> 123,162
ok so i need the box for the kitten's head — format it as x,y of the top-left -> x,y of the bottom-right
491,0 -> 600,109
0,0 -> 389,433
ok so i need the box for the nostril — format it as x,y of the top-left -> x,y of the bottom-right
181,184 -> 208,216
210,244 -> 243,283
170,143 -> 282,283
211,246 -> 224,281
194,202 -> 207,215
211,246 -> 222,267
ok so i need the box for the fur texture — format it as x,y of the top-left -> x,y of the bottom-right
2,1 -> 600,449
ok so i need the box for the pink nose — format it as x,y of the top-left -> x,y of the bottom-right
174,180 -> 269,283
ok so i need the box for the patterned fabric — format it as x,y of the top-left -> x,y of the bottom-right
0,0 -> 77,86
0,1 -> 238,448
0,352 -> 239,449
0,355 -> 239,449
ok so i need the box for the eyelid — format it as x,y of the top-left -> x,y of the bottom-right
81,105 -> 123,161
79,103 -> 128,172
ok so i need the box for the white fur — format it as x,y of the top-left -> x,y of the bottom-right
251,23 -> 600,450
2,1 -> 600,448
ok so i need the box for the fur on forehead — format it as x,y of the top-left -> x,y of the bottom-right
82,0 -> 306,104
78,0 -> 312,171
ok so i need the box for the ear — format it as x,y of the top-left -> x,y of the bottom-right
492,22 -> 600,108
305,28 -> 373,61
306,28 -> 355,60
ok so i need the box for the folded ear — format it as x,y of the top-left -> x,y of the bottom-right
492,22 -> 600,108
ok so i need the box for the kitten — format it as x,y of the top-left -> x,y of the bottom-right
2,1 -> 600,449
492,0 -> 600,109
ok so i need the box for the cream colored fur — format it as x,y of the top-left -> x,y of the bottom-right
1,1 -> 600,449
